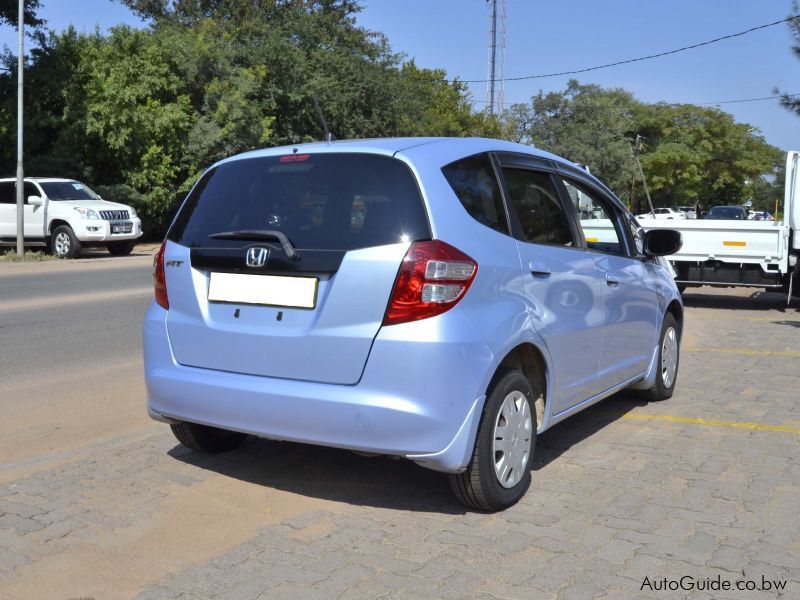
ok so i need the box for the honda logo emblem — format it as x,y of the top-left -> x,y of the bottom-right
245,247 -> 269,268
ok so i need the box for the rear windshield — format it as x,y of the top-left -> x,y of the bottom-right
168,153 -> 430,250
707,206 -> 745,219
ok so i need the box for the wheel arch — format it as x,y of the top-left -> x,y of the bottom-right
48,219 -> 72,236
665,299 -> 683,338
496,342 -> 549,432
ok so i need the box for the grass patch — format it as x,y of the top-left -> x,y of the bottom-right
0,249 -> 59,262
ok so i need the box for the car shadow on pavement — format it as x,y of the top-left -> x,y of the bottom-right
167,392 -> 645,513
168,436 -> 463,514
771,319 -> 800,328
533,392 -> 646,472
681,290 -> 799,312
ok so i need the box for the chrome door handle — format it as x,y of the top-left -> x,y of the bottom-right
606,275 -> 620,287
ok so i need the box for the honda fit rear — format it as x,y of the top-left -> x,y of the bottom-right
145,137 -> 683,510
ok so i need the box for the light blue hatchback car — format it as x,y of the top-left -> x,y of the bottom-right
144,137 -> 683,510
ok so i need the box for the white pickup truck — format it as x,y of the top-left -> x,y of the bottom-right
0,178 -> 143,258
583,151 -> 800,302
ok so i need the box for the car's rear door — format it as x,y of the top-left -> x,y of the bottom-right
557,176 -> 659,387
495,154 -> 606,413
163,152 -> 431,385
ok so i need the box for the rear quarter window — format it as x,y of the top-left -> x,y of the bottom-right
441,154 -> 509,235
169,153 -> 431,251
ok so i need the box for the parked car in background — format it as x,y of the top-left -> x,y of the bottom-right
0,178 -> 143,258
637,207 -> 687,220
704,205 -> 748,220
675,206 -> 696,219
748,210 -> 774,221
145,137 -> 684,511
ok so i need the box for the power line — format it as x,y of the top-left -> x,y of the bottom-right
474,92 -> 800,108
697,93 -> 799,106
459,15 -> 800,84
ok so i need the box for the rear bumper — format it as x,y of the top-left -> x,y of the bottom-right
144,303 -> 494,473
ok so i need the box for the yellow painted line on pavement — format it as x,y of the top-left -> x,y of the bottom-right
689,315 -> 790,322
621,413 -> 800,435
684,347 -> 800,357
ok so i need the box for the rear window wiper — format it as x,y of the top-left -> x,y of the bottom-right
208,230 -> 300,261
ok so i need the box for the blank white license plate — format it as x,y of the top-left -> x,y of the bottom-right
208,272 -> 318,309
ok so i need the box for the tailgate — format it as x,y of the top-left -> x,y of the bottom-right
164,241 -> 408,384
162,152 -> 430,384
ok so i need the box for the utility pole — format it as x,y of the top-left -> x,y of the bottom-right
15,0 -> 24,256
634,134 -> 655,216
488,0 -> 497,115
486,0 -> 506,115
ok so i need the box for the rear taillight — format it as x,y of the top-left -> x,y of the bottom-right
383,240 -> 477,326
154,240 -> 169,309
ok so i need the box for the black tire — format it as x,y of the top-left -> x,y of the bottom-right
639,313 -> 680,402
450,368 -> 537,511
50,225 -> 81,258
170,421 -> 247,453
107,240 -> 135,256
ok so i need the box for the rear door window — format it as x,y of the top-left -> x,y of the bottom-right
501,168 -> 574,246
169,153 -> 430,251
442,154 -> 509,235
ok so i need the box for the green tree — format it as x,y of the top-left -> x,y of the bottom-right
0,0 -> 42,28
635,103 -> 782,207
776,1 -> 800,117
503,80 -> 782,210
1,0 -> 495,235
504,81 -> 641,204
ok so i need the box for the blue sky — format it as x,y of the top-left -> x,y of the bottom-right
1,0 -> 798,150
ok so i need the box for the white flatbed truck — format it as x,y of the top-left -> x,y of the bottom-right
585,151 -> 800,302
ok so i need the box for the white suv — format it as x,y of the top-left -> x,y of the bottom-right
0,178 -> 143,257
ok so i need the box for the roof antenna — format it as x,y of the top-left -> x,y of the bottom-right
312,95 -> 336,142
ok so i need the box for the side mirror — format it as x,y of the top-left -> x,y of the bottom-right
27,195 -> 43,206
644,229 -> 682,257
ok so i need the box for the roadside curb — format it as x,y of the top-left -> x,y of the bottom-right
0,243 -> 158,275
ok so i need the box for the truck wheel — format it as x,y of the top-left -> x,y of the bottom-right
107,240 -> 135,256
450,368 -> 536,511
51,225 -> 81,258
170,421 -> 247,453
639,313 -> 680,402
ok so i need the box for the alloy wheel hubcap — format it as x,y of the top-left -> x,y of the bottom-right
661,326 -> 678,389
55,231 -> 70,256
492,390 -> 532,489
54,232 -> 70,256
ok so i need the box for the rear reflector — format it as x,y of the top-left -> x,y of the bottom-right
383,240 -> 478,326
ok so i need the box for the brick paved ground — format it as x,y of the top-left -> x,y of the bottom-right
1,287 -> 798,599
